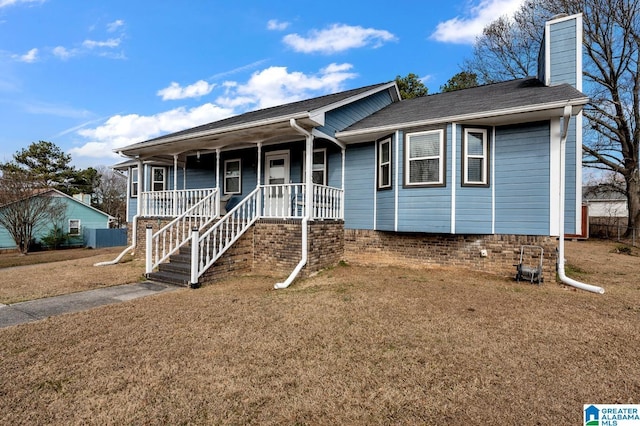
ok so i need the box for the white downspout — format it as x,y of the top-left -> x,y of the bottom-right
557,105 -> 604,294
274,119 -> 312,289
95,159 -> 143,266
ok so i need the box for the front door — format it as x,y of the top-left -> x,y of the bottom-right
264,151 -> 290,216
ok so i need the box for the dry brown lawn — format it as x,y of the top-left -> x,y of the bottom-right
0,247 -> 145,304
1,239 -> 639,425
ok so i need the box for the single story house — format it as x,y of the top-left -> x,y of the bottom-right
0,189 -> 112,251
114,14 -> 587,288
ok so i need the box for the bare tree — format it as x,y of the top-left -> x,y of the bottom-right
0,170 -> 65,254
93,166 -> 127,224
465,0 -> 640,233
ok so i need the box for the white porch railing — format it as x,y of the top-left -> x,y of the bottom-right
311,184 -> 343,219
260,183 -> 343,219
191,187 -> 260,284
146,189 -> 219,274
141,188 -> 217,217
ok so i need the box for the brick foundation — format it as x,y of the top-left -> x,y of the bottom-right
344,230 -> 558,280
134,217 -> 558,285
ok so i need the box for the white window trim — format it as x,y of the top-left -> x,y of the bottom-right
302,148 -> 327,185
151,166 -> 166,192
378,138 -> 392,189
224,158 -> 242,195
405,129 -> 445,186
69,219 -> 81,236
131,166 -> 139,198
463,128 -> 489,186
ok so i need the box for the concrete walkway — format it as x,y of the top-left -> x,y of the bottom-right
0,281 -> 180,329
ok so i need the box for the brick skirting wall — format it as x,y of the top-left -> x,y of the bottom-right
133,217 -> 557,285
343,230 -> 558,280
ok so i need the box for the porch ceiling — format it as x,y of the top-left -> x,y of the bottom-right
118,117 -> 318,160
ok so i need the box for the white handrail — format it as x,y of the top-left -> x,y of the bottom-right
146,189 -> 219,274
191,187 -> 260,284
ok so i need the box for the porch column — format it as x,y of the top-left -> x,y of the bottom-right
341,147 -> 345,219
173,154 -> 179,216
136,159 -> 143,217
305,135 -> 313,221
256,142 -> 262,217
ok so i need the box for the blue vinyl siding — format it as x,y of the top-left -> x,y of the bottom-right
397,126 -> 451,233
494,122 -> 550,235
376,189 -> 395,231
455,125 -> 492,234
318,90 -> 393,136
344,142 -> 375,229
549,18 -> 578,87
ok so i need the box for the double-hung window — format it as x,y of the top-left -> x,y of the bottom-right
131,167 -> 138,197
463,128 -> 489,186
405,129 -> 444,186
151,167 -> 166,192
69,219 -> 81,236
378,138 -> 391,189
224,159 -> 242,194
302,149 -> 327,185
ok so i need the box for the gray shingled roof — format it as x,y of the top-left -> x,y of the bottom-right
124,82 -> 393,150
342,78 -> 588,133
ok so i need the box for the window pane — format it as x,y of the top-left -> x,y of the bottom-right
467,158 -> 483,182
380,164 -> 390,187
410,159 -> 439,183
153,182 -> 164,191
410,133 -> 439,158
226,177 -> 239,193
381,142 -> 390,163
153,168 -> 164,181
467,132 -> 484,155
226,161 -> 240,175
312,170 -> 324,184
313,151 -> 325,166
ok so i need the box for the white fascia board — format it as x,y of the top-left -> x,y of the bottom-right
336,98 -> 589,141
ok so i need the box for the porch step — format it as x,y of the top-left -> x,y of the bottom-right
146,270 -> 191,287
147,245 -> 193,287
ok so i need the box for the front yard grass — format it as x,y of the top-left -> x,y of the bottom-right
0,239 -> 638,424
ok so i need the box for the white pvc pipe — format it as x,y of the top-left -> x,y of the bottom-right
94,214 -> 138,266
557,105 -> 604,294
275,216 -> 308,289
274,119 -> 312,289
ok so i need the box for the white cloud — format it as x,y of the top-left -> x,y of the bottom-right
157,80 -> 215,101
52,45 -> 75,60
0,0 -> 45,8
216,63 -> 357,110
71,103 -> 234,159
13,47 -> 38,63
72,63 -> 357,163
431,0 -> 525,44
83,38 -> 121,49
107,19 -> 125,33
267,19 -> 290,31
283,24 -> 397,54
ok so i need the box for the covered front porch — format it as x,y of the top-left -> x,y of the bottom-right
119,117 -> 346,288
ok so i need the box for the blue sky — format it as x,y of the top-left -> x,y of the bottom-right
0,0 -> 525,168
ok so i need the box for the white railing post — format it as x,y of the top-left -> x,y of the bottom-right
190,227 -> 200,288
145,224 -> 153,274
